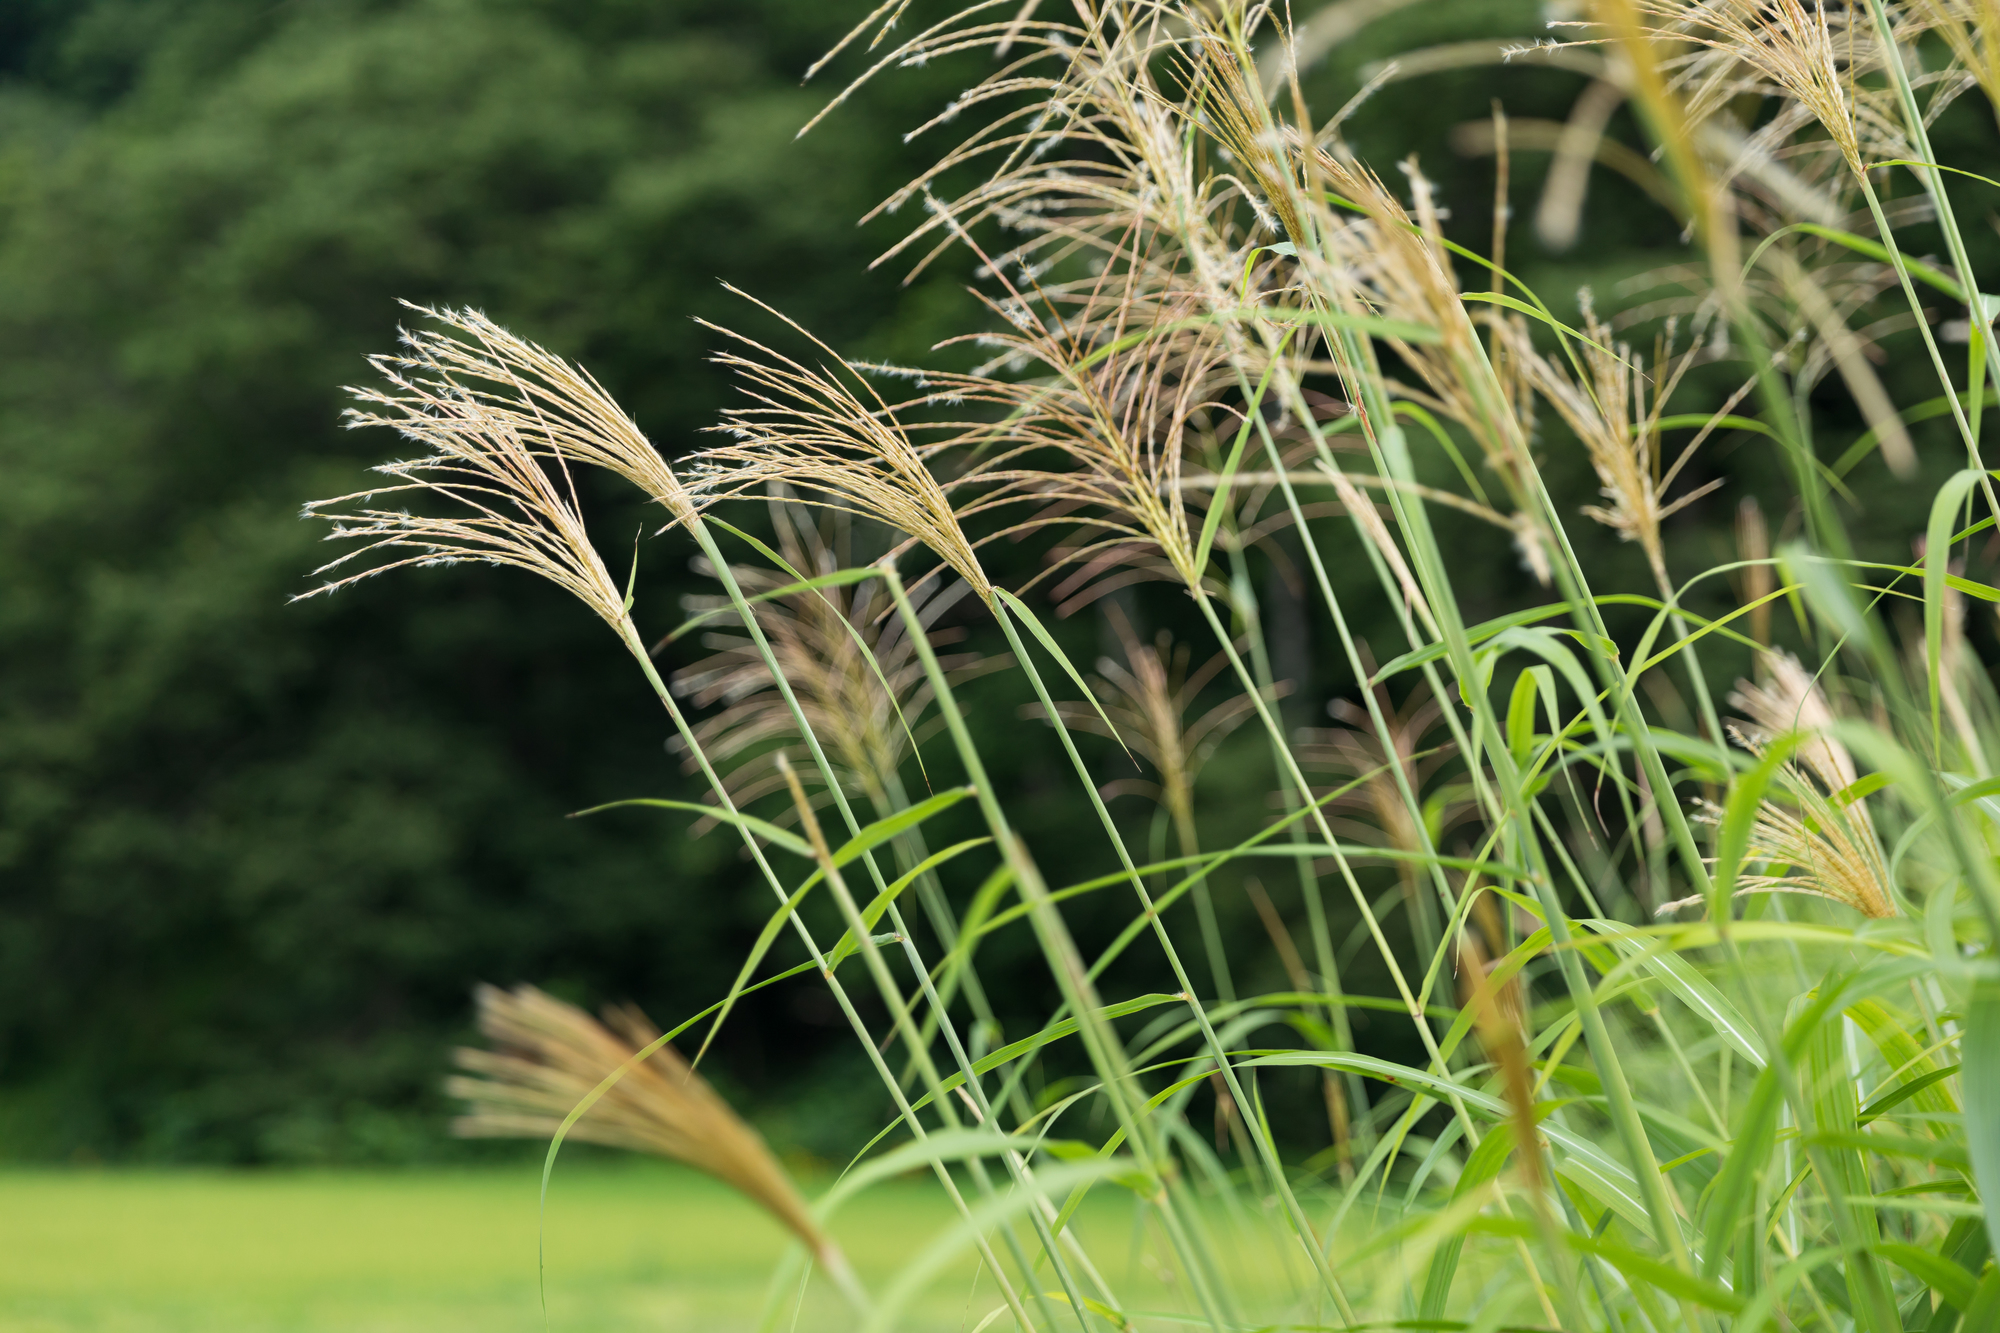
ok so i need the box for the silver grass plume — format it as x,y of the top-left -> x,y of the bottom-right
1027,611 -> 1265,854
297,305 -> 701,627
1662,651 -> 1896,919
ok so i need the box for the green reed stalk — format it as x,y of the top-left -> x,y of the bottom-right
681,518 -> 1096,1330
985,593 -> 1356,1321
610,618 -> 1040,1326
1218,537 -> 1372,1155
881,565 -> 1245,1333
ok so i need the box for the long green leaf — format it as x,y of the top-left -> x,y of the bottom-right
993,588 -> 1131,758
1418,1122 -> 1517,1319
661,565 -> 881,644
1460,291 -> 1619,355
698,516 -> 930,789
1875,1241 -> 1978,1312
1193,349 -> 1286,576
1963,984 -> 2000,1248
571,797 -> 811,858
1786,222 -> 1967,300
1928,472 -> 1992,754
828,835 -> 989,968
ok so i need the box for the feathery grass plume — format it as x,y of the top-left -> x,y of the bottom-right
934,270 -> 1267,597
895,50 -> 1305,597
1736,650 -> 1863,802
670,502 -> 998,814
1305,153 -> 1558,583
803,4 -> 1323,600
691,295 -> 996,603
1663,650 -> 1897,918
1921,575 -> 1998,772
296,310 -> 648,627
1912,0 -> 2000,129
828,0 -> 1553,596
1619,223 -> 1910,463
1518,296 -> 1722,585
386,304 -> 702,527
449,984 -> 855,1288
1628,0 -> 1903,177
1736,495 -> 1774,647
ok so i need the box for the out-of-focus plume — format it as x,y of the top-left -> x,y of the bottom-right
448,984 -> 856,1290
1297,679 -> 1459,910
1535,78 -> 1629,252
669,501 -> 999,815
1736,496 -> 1773,648
1734,651 -> 1858,799
1027,611 -> 1265,853
1911,0 -> 2000,131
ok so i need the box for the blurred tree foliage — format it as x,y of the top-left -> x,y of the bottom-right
1,0 -> 1974,1163
0,0 -> 997,1162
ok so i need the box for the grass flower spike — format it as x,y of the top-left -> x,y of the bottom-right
671,503 -> 996,812
297,305 -> 702,629
1028,612 -> 1262,852
1519,299 -> 1720,585
694,292 -> 994,603
1663,651 -> 1897,919
297,312 -> 633,626
284,3 -> 2000,1326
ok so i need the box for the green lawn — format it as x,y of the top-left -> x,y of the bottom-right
0,1163 -> 1026,1332
2,1163 -> 1306,1331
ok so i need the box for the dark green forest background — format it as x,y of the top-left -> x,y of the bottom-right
0,0 -> 1982,1164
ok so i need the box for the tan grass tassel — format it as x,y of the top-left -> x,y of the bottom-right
447,984 -> 855,1290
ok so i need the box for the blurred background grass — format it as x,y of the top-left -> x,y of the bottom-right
0,1162 -> 1042,1331
2,1161 -> 1303,1330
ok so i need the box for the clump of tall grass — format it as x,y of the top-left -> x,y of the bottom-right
304,1 -> 2000,1328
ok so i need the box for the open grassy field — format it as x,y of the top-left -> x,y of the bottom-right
0,1163 -> 1168,1333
